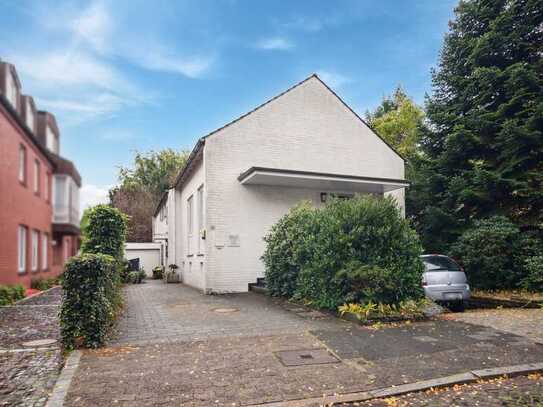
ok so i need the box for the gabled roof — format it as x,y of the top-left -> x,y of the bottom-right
170,74 -> 405,193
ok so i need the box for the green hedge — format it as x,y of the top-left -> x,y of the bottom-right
81,204 -> 128,258
0,285 -> 25,306
521,256 -> 543,292
450,216 -> 542,290
263,196 -> 424,310
60,254 -> 120,349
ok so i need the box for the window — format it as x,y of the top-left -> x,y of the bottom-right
18,144 -> 26,184
31,230 -> 39,271
5,70 -> 17,108
26,99 -> 34,131
18,226 -> 27,273
197,185 -> 204,253
42,233 -> 48,270
34,160 -> 40,194
187,195 -> 193,254
45,173 -> 50,202
45,125 -> 58,154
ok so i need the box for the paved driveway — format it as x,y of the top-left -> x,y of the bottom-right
64,281 -> 543,406
110,280 -> 345,346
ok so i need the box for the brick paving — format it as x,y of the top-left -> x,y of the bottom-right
63,281 -> 543,406
445,308 -> 543,344
109,280 -> 345,345
0,288 -> 63,407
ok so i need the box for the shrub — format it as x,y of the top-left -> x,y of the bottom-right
450,216 -> 523,290
127,270 -> 146,284
30,277 -> 60,291
521,256 -> 543,292
0,285 -> 25,305
152,266 -> 164,280
81,204 -> 128,259
263,195 -> 424,310
118,259 -> 130,283
262,202 -> 315,297
60,254 -> 120,349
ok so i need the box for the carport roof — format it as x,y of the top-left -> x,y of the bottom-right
238,167 -> 409,194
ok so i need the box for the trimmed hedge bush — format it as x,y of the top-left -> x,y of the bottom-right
450,216 -> 526,290
521,256 -> 543,292
30,277 -> 60,291
263,195 -> 425,310
0,285 -> 25,305
81,204 -> 128,258
60,254 -> 120,349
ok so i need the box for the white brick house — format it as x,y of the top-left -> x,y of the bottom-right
152,74 -> 408,293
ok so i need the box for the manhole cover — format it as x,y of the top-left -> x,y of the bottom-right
22,339 -> 57,347
275,348 -> 340,366
213,308 -> 239,313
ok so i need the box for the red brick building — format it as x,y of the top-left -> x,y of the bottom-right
0,60 -> 81,288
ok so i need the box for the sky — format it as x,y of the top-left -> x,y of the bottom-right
0,0 -> 457,211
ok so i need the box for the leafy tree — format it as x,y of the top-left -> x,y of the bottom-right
110,149 -> 189,242
414,0 -> 543,252
366,86 -> 425,159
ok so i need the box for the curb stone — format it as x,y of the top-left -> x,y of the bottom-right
45,350 -> 81,407
249,362 -> 543,406
15,285 -> 61,306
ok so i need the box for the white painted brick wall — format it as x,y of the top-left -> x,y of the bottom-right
200,77 -> 406,293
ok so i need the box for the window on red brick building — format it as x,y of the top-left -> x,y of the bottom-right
34,160 -> 40,195
42,233 -> 48,270
31,230 -> 39,272
18,226 -> 27,273
19,144 -> 26,184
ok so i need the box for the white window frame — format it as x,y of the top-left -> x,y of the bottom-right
18,226 -> 27,273
6,70 -> 17,108
34,160 -> 40,194
187,195 -> 193,255
46,125 -> 58,153
19,144 -> 26,184
31,230 -> 39,271
26,99 -> 34,131
45,172 -> 50,202
42,233 -> 48,270
197,185 -> 204,254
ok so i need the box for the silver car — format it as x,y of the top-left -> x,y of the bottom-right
421,254 -> 470,311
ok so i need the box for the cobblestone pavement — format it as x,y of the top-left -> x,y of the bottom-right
0,287 -> 63,407
64,281 -> 543,406
444,308 -> 543,344
109,280 -> 345,346
357,373 -> 543,406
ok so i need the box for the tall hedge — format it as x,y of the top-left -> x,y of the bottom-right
263,195 -> 424,310
81,204 -> 128,259
61,204 -> 128,349
60,254 -> 118,349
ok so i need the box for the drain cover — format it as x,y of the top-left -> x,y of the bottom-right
275,348 -> 340,366
22,339 -> 57,347
213,307 -> 239,313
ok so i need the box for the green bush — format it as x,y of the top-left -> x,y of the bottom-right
263,195 -> 424,310
450,216 -> 524,290
262,202 -> 315,297
60,254 -> 121,349
30,277 -> 60,291
152,266 -> 164,280
118,259 -> 130,283
127,270 -> 146,284
81,204 -> 128,259
521,256 -> 543,292
0,285 -> 25,305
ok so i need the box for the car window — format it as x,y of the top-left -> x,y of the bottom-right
422,256 -> 461,272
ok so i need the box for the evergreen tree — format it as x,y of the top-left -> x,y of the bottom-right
414,0 -> 543,251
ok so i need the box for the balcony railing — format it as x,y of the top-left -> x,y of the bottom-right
53,204 -> 80,227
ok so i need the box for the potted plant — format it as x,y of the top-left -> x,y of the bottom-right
165,264 -> 180,283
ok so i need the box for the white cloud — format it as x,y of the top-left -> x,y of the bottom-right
316,70 -> 352,89
131,50 -> 214,78
282,17 -> 324,32
255,37 -> 294,51
71,1 -> 113,53
80,184 -> 112,213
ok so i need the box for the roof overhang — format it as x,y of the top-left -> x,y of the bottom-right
238,167 -> 409,194
52,223 -> 80,236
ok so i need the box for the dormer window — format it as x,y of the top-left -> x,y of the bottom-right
25,99 -> 34,131
46,125 -> 59,154
5,69 -> 18,108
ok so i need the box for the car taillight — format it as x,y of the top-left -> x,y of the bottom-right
422,280 -> 427,286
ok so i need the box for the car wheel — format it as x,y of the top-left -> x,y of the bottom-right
450,301 -> 465,312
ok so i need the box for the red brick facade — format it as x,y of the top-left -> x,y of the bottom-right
0,61 -> 80,288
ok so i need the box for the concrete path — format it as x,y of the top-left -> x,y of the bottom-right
63,280 -> 543,406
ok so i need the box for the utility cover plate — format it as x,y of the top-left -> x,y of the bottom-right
275,348 -> 340,366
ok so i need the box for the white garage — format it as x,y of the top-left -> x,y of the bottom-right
124,242 -> 162,277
